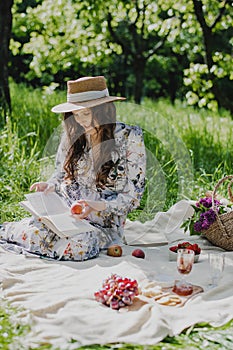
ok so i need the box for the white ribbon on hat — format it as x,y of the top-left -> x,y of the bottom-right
67,88 -> 109,103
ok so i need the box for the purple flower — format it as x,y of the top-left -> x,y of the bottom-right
199,197 -> 212,208
194,208 -> 217,232
200,212 -> 206,220
183,195 -> 232,236
201,220 -> 210,230
196,197 -> 220,209
194,221 -> 203,232
203,209 -> 216,223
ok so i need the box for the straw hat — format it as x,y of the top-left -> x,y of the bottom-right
51,76 -> 126,113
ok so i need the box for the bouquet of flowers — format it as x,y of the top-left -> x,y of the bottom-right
181,196 -> 233,235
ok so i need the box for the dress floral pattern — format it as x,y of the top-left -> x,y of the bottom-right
0,122 -> 146,261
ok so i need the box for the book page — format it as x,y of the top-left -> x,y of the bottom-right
44,213 -> 94,237
22,192 -> 94,238
20,201 -> 40,218
25,192 -> 69,216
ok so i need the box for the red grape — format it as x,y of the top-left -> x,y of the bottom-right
94,274 -> 139,310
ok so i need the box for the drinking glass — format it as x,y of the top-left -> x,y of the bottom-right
172,248 -> 195,296
208,252 -> 225,288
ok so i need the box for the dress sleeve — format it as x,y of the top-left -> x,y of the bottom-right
104,125 -> 146,216
47,133 -> 67,191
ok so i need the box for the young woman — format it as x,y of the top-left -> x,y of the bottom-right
0,76 -> 146,261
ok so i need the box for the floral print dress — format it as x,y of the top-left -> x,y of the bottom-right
0,122 -> 146,261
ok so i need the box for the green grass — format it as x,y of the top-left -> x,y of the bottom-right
0,81 -> 233,349
117,98 -> 233,220
0,299 -> 30,349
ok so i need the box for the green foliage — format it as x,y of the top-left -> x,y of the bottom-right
0,117 -> 39,221
0,80 -> 62,222
9,0 -> 233,111
9,80 -> 61,147
11,0 -> 86,85
174,0 -> 233,111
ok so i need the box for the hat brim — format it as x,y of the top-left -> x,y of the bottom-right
51,96 -> 126,113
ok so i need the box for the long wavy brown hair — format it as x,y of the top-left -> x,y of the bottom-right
63,102 -> 117,188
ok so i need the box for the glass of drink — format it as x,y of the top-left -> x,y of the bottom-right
208,252 -> 225,288
172,248 -> 195,296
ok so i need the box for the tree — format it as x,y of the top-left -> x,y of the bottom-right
156,0 -> 233,112
9,0 -> 233,112
11,0 -> 179,103
0,0 -> 13,122
84,0 -> 175,103
105,3 -> 170,103
192,0 -> 233,113
10,0 -> 89,86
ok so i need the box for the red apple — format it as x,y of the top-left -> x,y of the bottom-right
132,249 -> 145,259
71,203 -> 83,215
107,244 -> 123,257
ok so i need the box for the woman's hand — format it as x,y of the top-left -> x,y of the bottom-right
71,200 -> 94,220
30,182 -> 55,194
71,199 -> 107,219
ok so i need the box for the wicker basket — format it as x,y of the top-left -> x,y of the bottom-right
203,175 -> 233,251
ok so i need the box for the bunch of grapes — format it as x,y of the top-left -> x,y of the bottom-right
94,274 -> 139,310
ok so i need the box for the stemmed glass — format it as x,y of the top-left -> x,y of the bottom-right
208,252 -> 225,288
172,248 -> 195,296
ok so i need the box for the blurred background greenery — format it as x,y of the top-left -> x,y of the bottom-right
1,0 -> 233,122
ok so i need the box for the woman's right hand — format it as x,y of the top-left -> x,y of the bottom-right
30,182 -> 55,194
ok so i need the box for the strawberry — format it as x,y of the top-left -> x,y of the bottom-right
174,241 -> 201,255
192,244 -> 198,252
181,242 -> 190,247
169,246 -> 178,252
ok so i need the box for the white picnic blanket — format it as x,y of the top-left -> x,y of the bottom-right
0,200 -> 233,349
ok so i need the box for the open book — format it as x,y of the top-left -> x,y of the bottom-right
20,192 -> 94,238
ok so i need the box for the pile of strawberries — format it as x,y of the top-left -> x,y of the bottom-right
169,241 -> 201,255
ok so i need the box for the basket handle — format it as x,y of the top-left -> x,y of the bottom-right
211,175 -> 233,238
212,175 -> 233,209
227,179 -> 233,202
